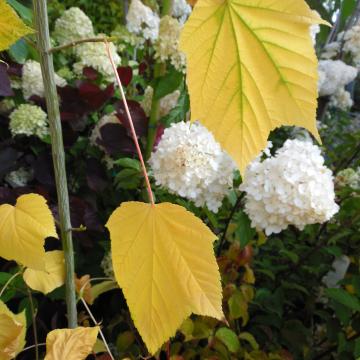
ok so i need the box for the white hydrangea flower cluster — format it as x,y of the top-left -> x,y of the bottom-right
335,168 -> 360,190
54,7 -> 95,45
154,16 -> 186,72
101,252 -> 114,278
141,86 -> 180,117
172,0 -> 192,24
321,41 -> 340,60
318,60 -> 357,96
90,113 -> 119,149
149,121 -> 235,212
329,88 -> 353,110
240,140 -> 339,235
22,60 -> 67,100
9,104 -> 48,139
341,25 -> 360,67
74,36 -> 121,81
5,167 -> 34,188
126,0 -> 160,41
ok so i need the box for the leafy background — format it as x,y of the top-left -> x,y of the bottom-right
0,0 -> 359,359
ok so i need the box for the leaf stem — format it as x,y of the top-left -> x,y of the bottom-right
27,286 -> 39,360
80,297 -> 115,360
33,0 -> 77,328
105,41 -> 155,206
48,36 -> 117,53
0,271 -> 21,298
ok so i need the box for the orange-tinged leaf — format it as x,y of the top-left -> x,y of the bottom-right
0,0 -> 33,51
23,251 -> 65,294
180,0 -> 328,173
0,194 -> 58,270
106,201 -> 223,354
0,300 -> 26,360
44,327 -> 99,360
75,274 -> 93,305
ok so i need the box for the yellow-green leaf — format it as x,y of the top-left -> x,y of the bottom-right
0,0 -> 33,51
44,327 -> 99,360
0,194 -> 58,271
23,251 -> 65,294
0,300 -> 26,360
180,0 -> 328,173
106,201 -> 223,354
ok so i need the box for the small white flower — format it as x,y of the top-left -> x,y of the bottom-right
240,139 -> 339,235
141,86 -> 180,117
172,0 -> 192,24
318,60 -> 357,96
22,60 -> 66,100
321,41 -> 340,60
74,36 -> 121,81
9,104 -> 48,139
322,255 -> 350,288
335,168 -> 360,190
54,7 -> 94,45
154,16 -> 186,72
5,167 -> 34,188
0,98 -> 15,114
126,0 -> 160,41
310,24 -> 320,45
340,25 -> 360,67
329,88 -> 353,110
149,121 -> 235,212
101,252 -> 114,278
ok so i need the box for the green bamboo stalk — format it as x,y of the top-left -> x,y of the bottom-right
33,0 -> 77,328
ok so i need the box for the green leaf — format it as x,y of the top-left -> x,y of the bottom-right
325,288 -> 360,312
228,290 -> 248,325
8,38 -> 29,64
114,157 -> 141,171
239,332 -> 259,351
92,280 -> 118,301
354,338 -> 360,359
279,249 -> 299,264
7,0 -> 33,24
215,327 -> 240,353
0,272 -> 12,286
153,68 -> 183,100
235,210 -> 256,249
114,168 -> 142,190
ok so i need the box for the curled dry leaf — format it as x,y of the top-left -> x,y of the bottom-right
0,194 -> 58,270
106,201 -> 223,354
44,327 -> 99,360
23,250 -> 65,294
75,274 -> 93,305
180,0 -> 328,173
0,300 -> 26,360
0,0 -> 34,51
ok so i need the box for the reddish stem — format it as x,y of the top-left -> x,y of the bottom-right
105,41 -> 155,206
166,340 -> 171,359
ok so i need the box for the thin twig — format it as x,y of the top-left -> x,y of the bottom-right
216,193 -> 245,257
27,286 -> 39,360
49,36 -> 117,53
19,343 -> 46,354
80,297 -> 115,360
0,271 -> 21,298
105,41 -> 155,206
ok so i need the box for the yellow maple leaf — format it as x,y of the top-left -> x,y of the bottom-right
106,201 -> 223,354
0,300 -> 26,360
0,193 -> 58,271
0,0 -> 33,51
23,250 -> 65,294
44,327 -> 99,360
180,0 -> 328,173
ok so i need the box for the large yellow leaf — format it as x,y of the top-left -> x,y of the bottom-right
0,194 -> 58,271
106,201 -> 223,354
44,327 -> 99,360
0,0 -> 33,51
23,251 -> 65,294
0,300 -> 26,360
180,0 -> 327,173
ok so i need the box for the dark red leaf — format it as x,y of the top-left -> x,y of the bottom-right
117,66 -> 133,87
0,147 -> 18,179
86,158 -> 108,192
78,82 -> 114,111
115,100 -> 148,137
0,64 -> 14,97
98,123 -> 137,156
83,67 -> 99,81
139,62 -> 147,75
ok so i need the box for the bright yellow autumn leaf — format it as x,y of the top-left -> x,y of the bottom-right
0,194 -> 58,271
0,0 -> 33,51
0,300 -> 26,360
106,201 -> 223,354
44,327 -> 99,360
23,251 -> 65,294
180,0 -> 328,173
